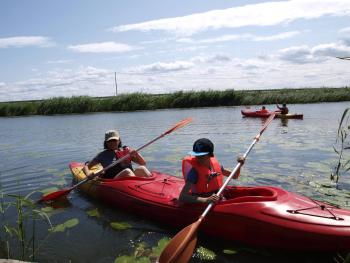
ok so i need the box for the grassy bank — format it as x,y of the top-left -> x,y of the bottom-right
0,87 -> 349,117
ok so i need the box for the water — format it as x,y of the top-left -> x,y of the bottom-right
0,102 -> 349,262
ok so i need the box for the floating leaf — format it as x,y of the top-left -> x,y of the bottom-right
223,249 -> 238,255
50,224 -> 65,233
196,246 -> 216,260
65,218 -> 79,228
50,218 -> 79,232
151,237 -> 170,257
110,221 -> 132,231
87,208 -> 100,217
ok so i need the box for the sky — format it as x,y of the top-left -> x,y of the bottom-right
1,0 -> 350,102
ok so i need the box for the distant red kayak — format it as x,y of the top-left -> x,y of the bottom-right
71,162 -> 350,251
241,109 -> 303,119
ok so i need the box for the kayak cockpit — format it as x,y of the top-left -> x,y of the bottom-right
221,186 -> 278,204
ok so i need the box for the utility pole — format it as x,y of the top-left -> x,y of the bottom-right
114,72 -> 118,96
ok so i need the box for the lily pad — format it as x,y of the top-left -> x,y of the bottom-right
87,208 -> 100,217
50,218 -> 79,232
110,221 -> 132,231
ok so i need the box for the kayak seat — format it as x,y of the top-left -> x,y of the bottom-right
222,187 -> 278,203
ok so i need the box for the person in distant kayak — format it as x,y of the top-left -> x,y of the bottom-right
276,103 -> 289,114
83,129 -> 151,179
260,106 -> 268,112
179,138 -> 245,204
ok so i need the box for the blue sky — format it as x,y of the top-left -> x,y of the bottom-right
1,0 -> 350,101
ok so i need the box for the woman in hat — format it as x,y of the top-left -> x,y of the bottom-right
83,129 -> 151,179
179,138 -> 245,204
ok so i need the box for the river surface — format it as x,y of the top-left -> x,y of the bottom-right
0,102 -> 349,263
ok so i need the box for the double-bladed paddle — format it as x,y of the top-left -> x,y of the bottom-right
40,117 -> 193,202
158,113 -> 276,263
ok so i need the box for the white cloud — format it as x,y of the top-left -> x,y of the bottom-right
0,36 -> 54,48
110,0 -> 350,36
191,54 -> 232,63
178,31 -> 301,44
130,61 -> 194,74
252,31 -> 301,41
339,27 -> 350,34
339,27 -> 350,45
2,54 -> 350,102
278,42 -> 350,64
68,42 -> 136,53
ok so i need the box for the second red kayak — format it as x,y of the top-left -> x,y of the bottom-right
241,109 -> 303,119
70,162 -> 350,251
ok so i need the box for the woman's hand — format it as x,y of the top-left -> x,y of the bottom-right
237,155 -> 245,164
129,148 -> 137,157
204,194 -> 220,203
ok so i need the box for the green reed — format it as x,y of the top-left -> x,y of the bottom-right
332,108 -> 350,184
0,191 -> 52,261
0,87 -> 349,117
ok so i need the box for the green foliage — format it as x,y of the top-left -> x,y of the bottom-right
1,87 -> 349,116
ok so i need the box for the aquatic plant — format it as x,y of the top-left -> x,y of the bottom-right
332,108 -> 350,184
0,192 -> 52,261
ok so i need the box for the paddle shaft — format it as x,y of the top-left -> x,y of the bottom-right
201,113 -> 275,218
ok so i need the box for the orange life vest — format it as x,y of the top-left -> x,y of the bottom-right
182,156 -> 223,195
115,146 -> 132,163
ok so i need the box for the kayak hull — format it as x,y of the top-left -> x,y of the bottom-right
70,162 -> 350,251
241,109 -> 303,119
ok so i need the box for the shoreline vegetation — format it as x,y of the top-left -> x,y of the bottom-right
0,87 -> 349,117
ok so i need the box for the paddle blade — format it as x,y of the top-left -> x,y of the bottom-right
164,117 -> 193,135
40,188 -> 71,202
159,218 -> 201,263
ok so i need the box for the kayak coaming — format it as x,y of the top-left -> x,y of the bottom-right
241,109 -> 303,119
70,162 -> 350,251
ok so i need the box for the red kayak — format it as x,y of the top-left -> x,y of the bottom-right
241,109 -> 303,119
70,162 -> 350,251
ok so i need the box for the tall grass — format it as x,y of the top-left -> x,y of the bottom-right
0,191 -> 52,261
332,108 -> 350,184
0,87 -> 349,117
